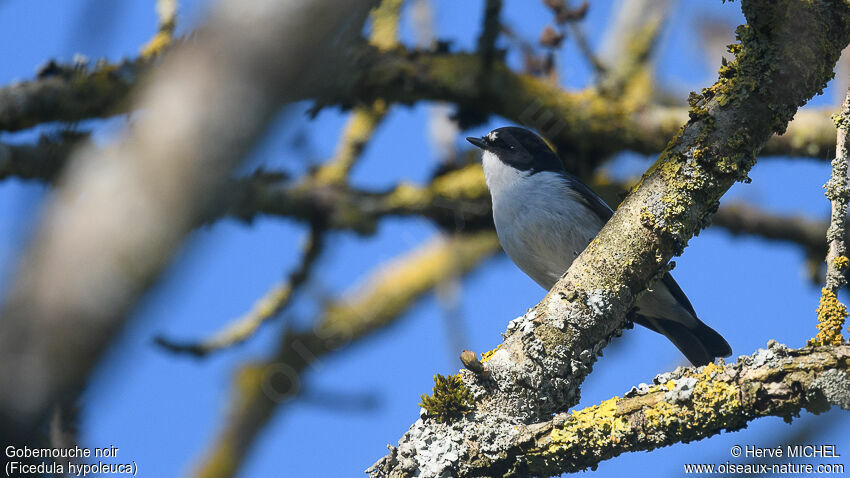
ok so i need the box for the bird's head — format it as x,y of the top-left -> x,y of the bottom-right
466,127 -> 564,173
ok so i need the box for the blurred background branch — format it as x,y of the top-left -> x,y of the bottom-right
192,231 -> 499,478
0,0 -> 378,443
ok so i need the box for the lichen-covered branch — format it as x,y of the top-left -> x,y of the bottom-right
140,0 -> 178,58
812,87 -> 850,346
0,136 -> 835,262
0,58 -> 145,132
332,48 -> 841,172
0,46 -> 838,162
229,163 -> 493,234
232,166 -> 839,259
443,343 -> 849,476
368,2 -> 850,476
192,232 -> 500,478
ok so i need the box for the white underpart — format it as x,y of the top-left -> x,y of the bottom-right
483,150 -> 601,289
482,150 -> 695,325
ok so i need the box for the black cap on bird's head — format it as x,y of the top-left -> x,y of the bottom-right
466,126 -> 564,173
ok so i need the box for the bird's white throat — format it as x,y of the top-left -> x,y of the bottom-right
481,150 -> 526,196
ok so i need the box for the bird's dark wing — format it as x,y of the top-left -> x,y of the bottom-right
560,174 -> 615,222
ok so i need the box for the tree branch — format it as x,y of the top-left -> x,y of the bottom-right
0,136 -> 836,261
0,58 -> 144,132
0,48 -> 838,161
407,343 -> 849,476
0,133 -> 85,182
140,0 -> 178,58
812,86 -> 850,346
368,2 -> 850,475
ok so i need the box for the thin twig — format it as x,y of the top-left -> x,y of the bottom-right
568,22 -> 607,77
477,0 -> 503,64
140,0 -> 178,58
812,86 -> 850,346
155,226 -> 325,357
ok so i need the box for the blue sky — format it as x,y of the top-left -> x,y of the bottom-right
0,0 -> 847,476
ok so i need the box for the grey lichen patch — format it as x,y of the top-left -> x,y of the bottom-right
739,339 -> 790,369
808,368 -> 850,411
382,417 -> 467,477
664,376 -> 698,404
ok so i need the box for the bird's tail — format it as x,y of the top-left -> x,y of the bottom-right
635,315 -> 732,367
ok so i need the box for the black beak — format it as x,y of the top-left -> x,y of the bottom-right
466,136 -> 486,149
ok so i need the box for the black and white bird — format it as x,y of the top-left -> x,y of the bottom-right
467,126 -> 731,366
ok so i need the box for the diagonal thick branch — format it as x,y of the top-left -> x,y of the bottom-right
368,1 -> 850,476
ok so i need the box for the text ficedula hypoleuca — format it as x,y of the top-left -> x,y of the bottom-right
467,126 -> 731,366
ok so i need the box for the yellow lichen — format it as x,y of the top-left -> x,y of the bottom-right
480,343 -> 502,363
810,288 -> 847,346
140,0 -> 177,59
385,182 -> 429,209
313,101 -> 388,186
639,207 -> 656,228
643,400 -> 680,429
140,32 -> 173,59
833,255 -> 849,271
548,397 -> 631,451
369,0 -> 403,52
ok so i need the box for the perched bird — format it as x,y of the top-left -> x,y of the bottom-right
466,126 -> 731,366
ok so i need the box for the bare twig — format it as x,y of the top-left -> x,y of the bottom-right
155,226 -> 325,357
568,21 -> 606,77
314,0 -> 402,186
477,0 -> 503,64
